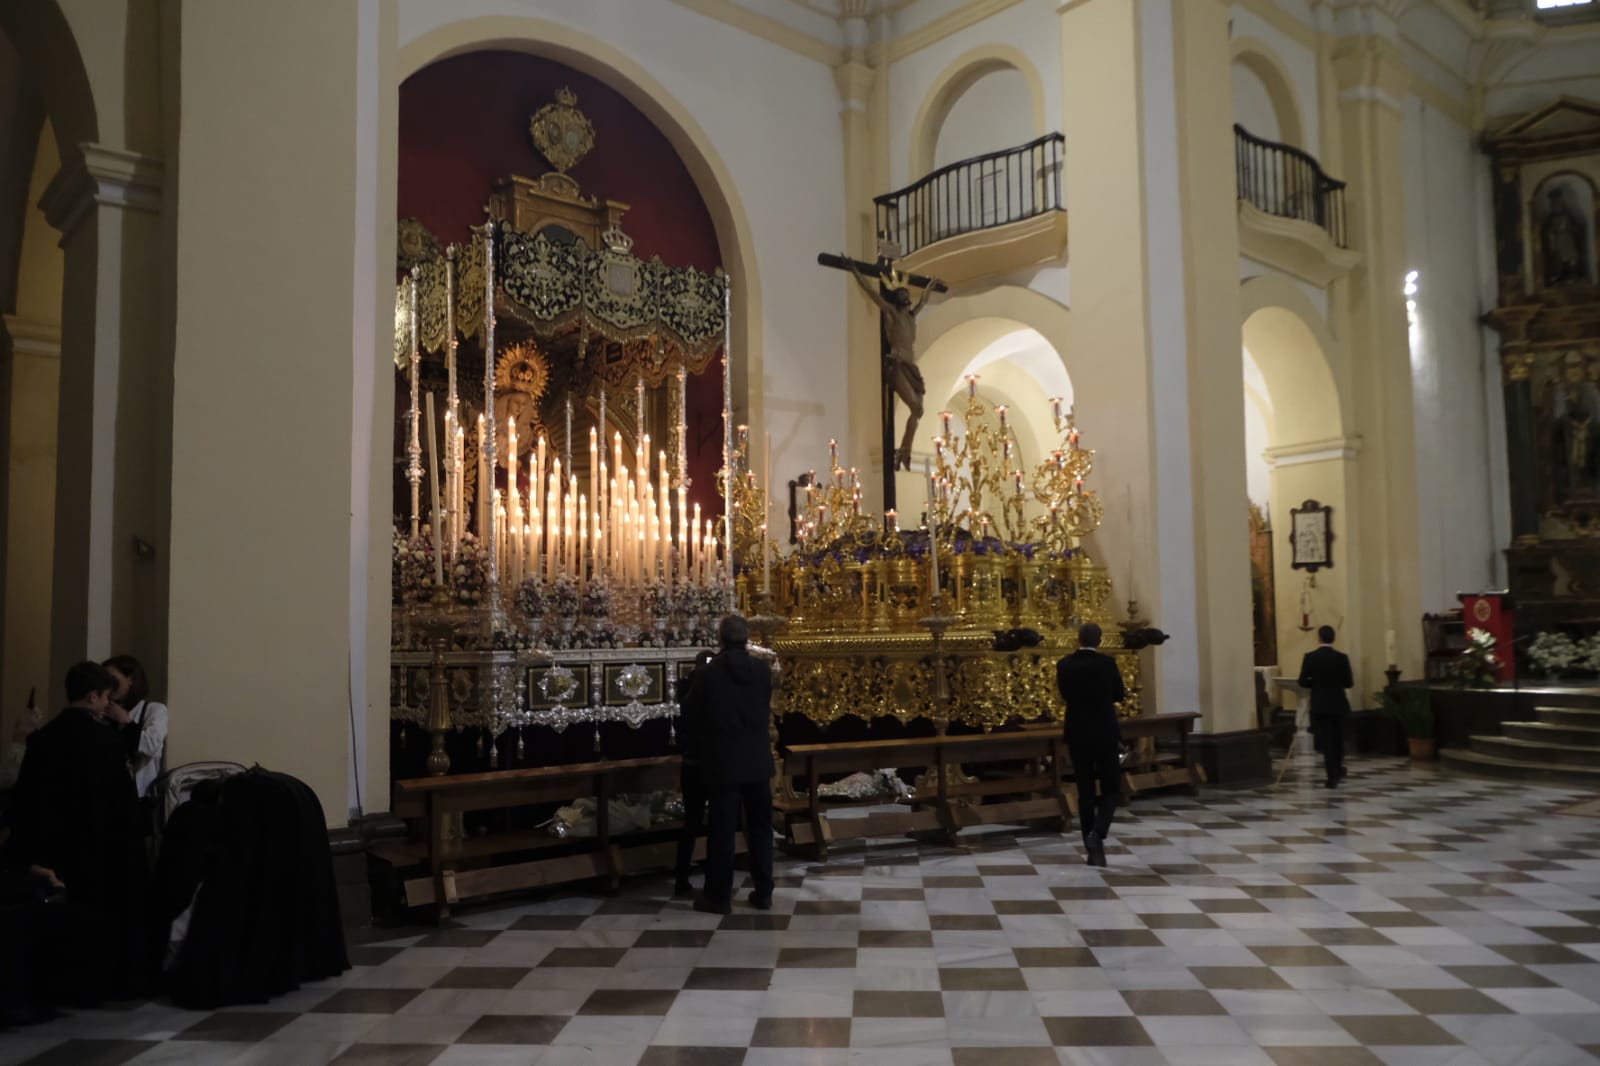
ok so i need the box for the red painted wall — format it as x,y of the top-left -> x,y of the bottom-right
399,51 -> 725,512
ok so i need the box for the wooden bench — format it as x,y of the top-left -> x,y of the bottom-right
775,713 -> 1206,858
1121,711 -> 1205,796
386,755 -> 729,923
776,726 -> 1074,858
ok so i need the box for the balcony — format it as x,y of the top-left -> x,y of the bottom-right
1234,124 -> 1358,284
874,133 -> 1067,286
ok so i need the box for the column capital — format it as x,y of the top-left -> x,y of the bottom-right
1,314 -> 62,356
1331,35 -> 1410,112
39,143 -> 164,241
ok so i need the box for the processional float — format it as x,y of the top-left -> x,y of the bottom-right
390,90 -> 1149,803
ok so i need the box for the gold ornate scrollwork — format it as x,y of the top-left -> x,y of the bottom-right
529,87 -> 596,175
1504,351 -> 1536,382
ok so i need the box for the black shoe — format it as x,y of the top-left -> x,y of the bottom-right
1085,831 -> 1107,868
692,894 -> 731,916
672,878 -> 694,899
1337,766 -> 1348,783
747,891 -> 772,911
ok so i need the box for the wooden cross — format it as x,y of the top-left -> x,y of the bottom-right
816,250 -> 947,512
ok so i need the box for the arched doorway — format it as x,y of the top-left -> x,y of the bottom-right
1239,277 -> 1355,694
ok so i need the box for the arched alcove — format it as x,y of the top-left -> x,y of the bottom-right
908,45 -> 1047,182
902,304 -> 1073,525
1230,38 -> 1305,149
397,17 -> 763,431
1239,279 -> 1354,687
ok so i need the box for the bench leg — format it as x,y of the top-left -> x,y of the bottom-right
807,758 -> 829,862
428,797 -> 450,925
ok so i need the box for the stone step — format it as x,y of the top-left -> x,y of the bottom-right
1471,734 -> 1600,767
1515,689 -> 1600,711
1440,748 -> 1600,786
1503,720 -> 1600,748
1533,706 -> 1600,729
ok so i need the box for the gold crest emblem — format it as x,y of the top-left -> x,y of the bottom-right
529,87 -> 596,174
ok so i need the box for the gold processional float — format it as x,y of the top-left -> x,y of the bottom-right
389,89 -> 1156,825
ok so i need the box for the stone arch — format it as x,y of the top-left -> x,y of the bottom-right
908,45 -> 1047,182
1239,273 -> 1345,442
1239,274 -> 1357,687
900,284 -> 1073,508
397,17 -> 765,427
1230,37 -> 1304,149
0,2 -> 97,152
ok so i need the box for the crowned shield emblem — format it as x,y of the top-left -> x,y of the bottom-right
530,87 -> 596,174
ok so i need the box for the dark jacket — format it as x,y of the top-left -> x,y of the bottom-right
165,768 -> 348,1008
5,706 -> 143,906
681,646 -> 775,786
1056,649 -> 1127,745
1297,645 -> 1353,717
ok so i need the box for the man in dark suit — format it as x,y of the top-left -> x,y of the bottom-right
4,662 -> 150,1002
681,614 -> 776,915
1297,624 -> 1353,788
673,649 -> 716,898
1056,622 -> 1127,867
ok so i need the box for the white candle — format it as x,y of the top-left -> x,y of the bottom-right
453,423 -> 465,549
691,501 -> 702,583
925,459 -> 939,602
1385,629 -> 1397,665
425,393 -> 444,590
589,427 -> 598,568
547,459 -> 561,581
677,486 -> 688,583
477,414 -> 488,540
531,506 -> 541,580
658,450 -> 670,579
507,419 -> 521,584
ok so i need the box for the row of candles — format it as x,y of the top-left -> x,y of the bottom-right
487,420 -> 724,591
413,398 -> 726,594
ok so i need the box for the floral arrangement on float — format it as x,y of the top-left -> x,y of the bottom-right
1526,631 -> 1600,679
735,379 -> 1119,638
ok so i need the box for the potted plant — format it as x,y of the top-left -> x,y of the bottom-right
1381,684 -> 1435,760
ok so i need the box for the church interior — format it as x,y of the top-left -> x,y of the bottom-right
6,0 -> 1600,1062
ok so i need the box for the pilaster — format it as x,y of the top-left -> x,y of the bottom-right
1332,28 -> 1425,679
36,142 -> 169,695
834,51 -> 886,507
0,314 -> 60,751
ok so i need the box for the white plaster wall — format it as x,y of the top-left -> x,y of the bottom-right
885,0 -> 1061,189
1401,95 -> 1499,612
933,67 -> 1035,168
1243,348 -> 1272,510
1227,5 -> 1320,155
397,0 -> 848,498
1232,62 -> 1282,142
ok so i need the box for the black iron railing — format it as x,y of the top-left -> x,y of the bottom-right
1234,124 -> 1348,247
874,133 -> 1065,258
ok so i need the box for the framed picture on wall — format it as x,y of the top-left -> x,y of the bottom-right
1289,499 -> 1333,573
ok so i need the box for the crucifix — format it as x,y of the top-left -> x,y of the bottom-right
816,246 -> 946,511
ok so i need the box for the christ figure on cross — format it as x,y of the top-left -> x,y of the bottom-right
845,258 -> 937,471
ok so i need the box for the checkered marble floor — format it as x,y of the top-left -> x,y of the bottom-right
8,753 -> 1600,1066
